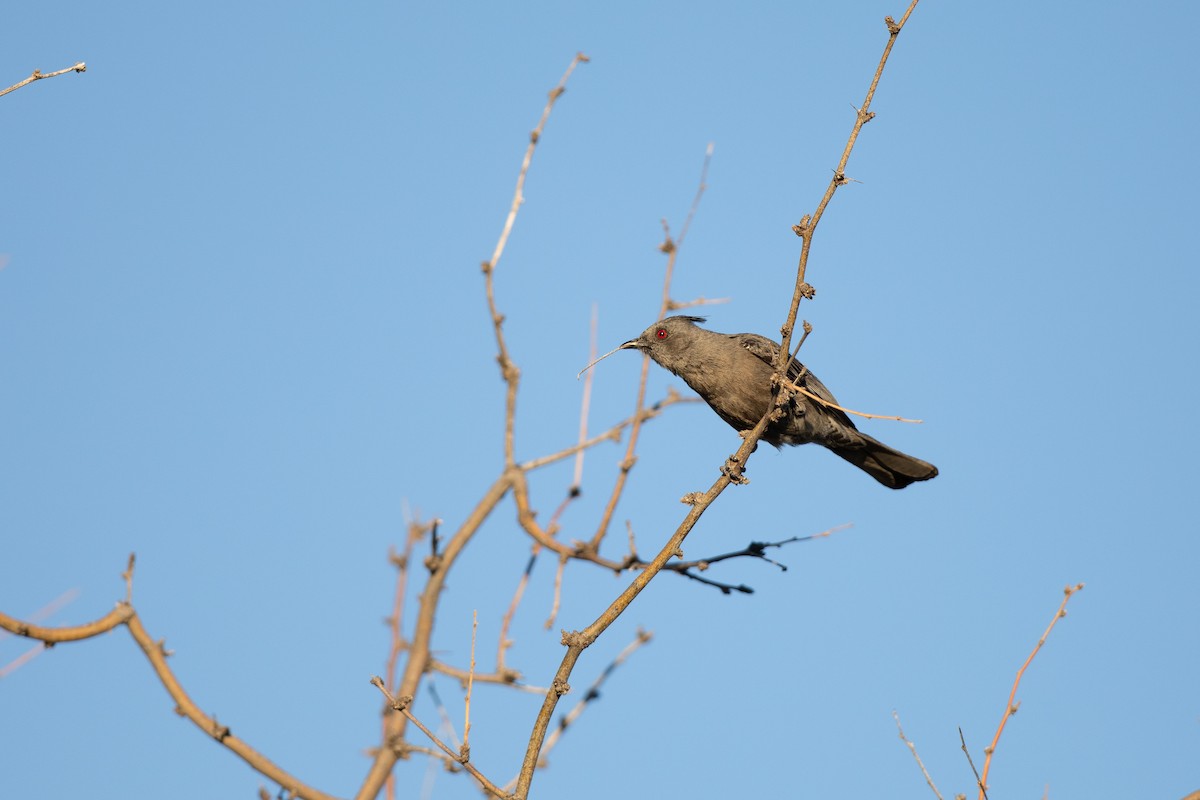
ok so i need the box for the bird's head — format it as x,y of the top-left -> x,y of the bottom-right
577,315 -> 707,378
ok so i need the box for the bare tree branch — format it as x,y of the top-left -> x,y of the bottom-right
0,63 -> 86,99
976,583 -> 1085,799
0,561 -> 338,800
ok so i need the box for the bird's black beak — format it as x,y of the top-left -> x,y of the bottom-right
576,338 -> 644,379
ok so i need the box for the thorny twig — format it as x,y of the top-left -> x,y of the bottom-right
771,1 -> 921,423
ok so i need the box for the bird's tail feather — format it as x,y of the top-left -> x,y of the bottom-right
832,433 -> 938,490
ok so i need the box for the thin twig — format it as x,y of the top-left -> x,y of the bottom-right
427,683 -> 461,751
672,525 -> 851,572
772,1 -> 921,422
666,295 -> 731,312
587,144 -> 714,552
784,378 -> 923,423
894,711 -> 944,800
0,641 -> 46,679
497,554 -> 535,676
0,589 -> 80,678
977,583 -> 1085,799
790,320 -> 814,362
512,466 -> 845,592
386,517 -> 428,690
370,677 -> 507,799
383,516 -> 427,800
462,611 -> 478,759
482,52 -> 590,469
429,658 -> 543,692
959,727 -> 986,800
0,63 -> 86,99
675,142 -> 713,249
575,305 -> 598,489
0,588 -> 79,643
359,474 -> 512,800
121,553 -> 136,603
518,390 -> 697,472
544,555 -> 567,630
674,570 -> 753,595
503,629 -> 653,793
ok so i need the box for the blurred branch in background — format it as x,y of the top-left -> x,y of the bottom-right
975,583 -> 1085,799
894,584 -> 1086,800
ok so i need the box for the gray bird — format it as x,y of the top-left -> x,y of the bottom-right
608,315 -> 937,489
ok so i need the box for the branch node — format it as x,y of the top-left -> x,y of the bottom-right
387,735 -> 413,760
560,629 -> 589,649
210,717 -> 231,742
721,456 -> 749,485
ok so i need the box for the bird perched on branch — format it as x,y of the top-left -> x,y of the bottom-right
585,315 -> 937,489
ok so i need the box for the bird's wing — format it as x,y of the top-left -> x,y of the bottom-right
732,333 -> 856,428
732,333 -> 809,383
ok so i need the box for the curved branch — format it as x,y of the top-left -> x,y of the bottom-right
125,612 -> 341,800
0,604 -> 131,642
1,598 -> 339,800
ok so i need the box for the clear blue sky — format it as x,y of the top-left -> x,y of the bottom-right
3,2 -> 1197,799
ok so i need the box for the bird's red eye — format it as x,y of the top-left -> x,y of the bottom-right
655,328 -> 668,340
